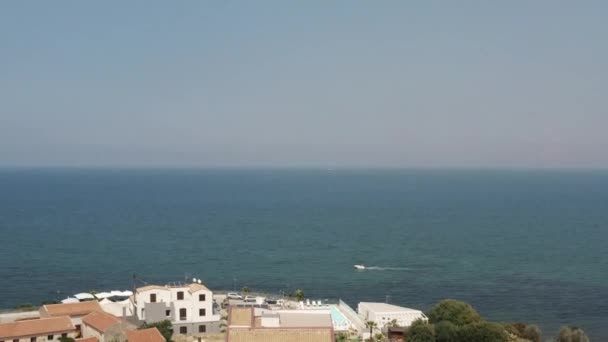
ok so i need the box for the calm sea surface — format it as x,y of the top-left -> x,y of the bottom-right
0,169 -> 607,339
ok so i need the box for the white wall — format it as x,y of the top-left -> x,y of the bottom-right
135,288 -> 171,320
82,323 -> 103,342
136,285 -> 219,324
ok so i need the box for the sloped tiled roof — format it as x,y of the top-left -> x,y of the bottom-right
75,337 -> 99,342
42,301 -> 102,317
0,317 -> 75,339
188,283 -> 210,293
127,327 -> 166,342
82,310 -> 121,333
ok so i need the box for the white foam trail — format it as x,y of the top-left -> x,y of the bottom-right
365,266 -> 410,271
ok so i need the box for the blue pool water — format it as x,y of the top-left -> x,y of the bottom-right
330,306 -> 349,326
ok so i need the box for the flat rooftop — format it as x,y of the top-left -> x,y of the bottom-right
359,302 -> 424,313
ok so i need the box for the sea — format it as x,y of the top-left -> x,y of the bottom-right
0,168 -> 606,339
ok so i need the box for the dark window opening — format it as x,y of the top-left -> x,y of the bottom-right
177,291 -> 184,300
179,326 -> 187,334
199,325 -> 206,333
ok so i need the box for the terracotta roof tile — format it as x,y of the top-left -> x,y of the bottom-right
127,327 -> 166,342
42,301 -> 102,317
0,317 -> 75,339
76,337 -> 99,342
82,310 -> 121,333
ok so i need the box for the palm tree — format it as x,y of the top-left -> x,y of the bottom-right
366,320 -> 378,337
242,287 -> 249,296
294,289 -> 305,301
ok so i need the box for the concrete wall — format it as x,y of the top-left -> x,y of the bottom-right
172,321 -> 221,336
144,302 -> 170,323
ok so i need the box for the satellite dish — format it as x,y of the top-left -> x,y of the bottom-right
197,279 -> 202,284
192,278 -> 197,283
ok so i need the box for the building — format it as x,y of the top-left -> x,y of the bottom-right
40,301 -> 103,335
81,310 -> 133,342
134,281 -> 220,336
226,307 -> 334,342
75,338 -> 99,342
387,326 -> 406,342
126,328 -> 166,342
357,302 -> 427,329
0,316 -> 78,342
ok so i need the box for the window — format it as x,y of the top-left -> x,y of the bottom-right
30,338 -> 37,342
198,325 -> 206,333
179,308 -> 187,320
150,293 -> 157,302
177,291 -> 184,300
48,335 -> 54,340
76,324 -> 81,331
179,326 -> 187,334
166,309 -> 171,317
61,333 -> 67,338
199,308 -> 206,316
199,294 -> 206,301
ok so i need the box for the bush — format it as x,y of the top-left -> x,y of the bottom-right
407,319 -> 435,342
557,326 -> 589,342
435,320 -> 459,342
457,322 -> 508,342
427,299 -> 482,326
522,324 -> 542,342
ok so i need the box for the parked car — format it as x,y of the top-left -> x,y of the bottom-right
243,295 -> 257,302
227,292 -> 243,300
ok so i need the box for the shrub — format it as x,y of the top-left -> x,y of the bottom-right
427,299 -> 482,326
522,324 -> 542,342
457,322 -> 508,342
435,320 -> 459,342
557,326 -> 589,342
407,319 -> 435,342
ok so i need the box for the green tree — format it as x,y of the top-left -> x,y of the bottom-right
336,332 -> 349,342
557,326 -> 589,342
140,320 -> 173,342
435,320 -> 459,342
293,289 -> 305,301
59,337 -> 75,342
427,299 -> 482,326
242,286 -> 250,295
457,322 -> 508,342
366,320 -> 378,337
407,319 -> 435,342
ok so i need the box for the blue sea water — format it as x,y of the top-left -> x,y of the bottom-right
0,168 -> 607,339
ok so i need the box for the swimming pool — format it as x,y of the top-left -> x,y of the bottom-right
330,306 -> 351,330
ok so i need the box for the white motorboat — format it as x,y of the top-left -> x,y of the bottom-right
354,264 -> 366,270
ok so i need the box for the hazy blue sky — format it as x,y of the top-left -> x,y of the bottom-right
1,1 -> 607,168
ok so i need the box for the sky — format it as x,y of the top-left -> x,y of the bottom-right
1,1 -> 607,168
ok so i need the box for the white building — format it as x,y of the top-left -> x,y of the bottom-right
134,281 -> 220,336
358,302 -> 427,329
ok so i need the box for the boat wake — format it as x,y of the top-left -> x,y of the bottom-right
354,265 -> 410,271
366,266 -> 410,271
